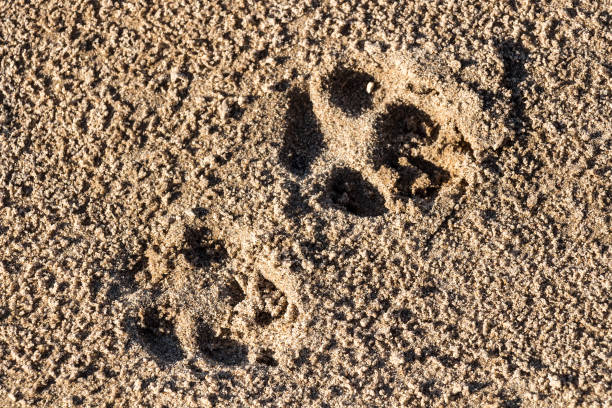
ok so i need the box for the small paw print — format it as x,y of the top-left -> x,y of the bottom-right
127,218 -> 302,367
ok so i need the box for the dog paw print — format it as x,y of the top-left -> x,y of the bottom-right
127,218 -> 302,367
279,51 -> 509,216
127,294 -> 249,366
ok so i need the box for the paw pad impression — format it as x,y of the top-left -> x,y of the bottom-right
279,49 -> 509,216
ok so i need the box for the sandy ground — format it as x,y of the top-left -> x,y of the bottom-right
0,0 -> 610,407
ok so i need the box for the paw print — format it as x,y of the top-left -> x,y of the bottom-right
126,219 -> 301,367
279,50 -> 508,216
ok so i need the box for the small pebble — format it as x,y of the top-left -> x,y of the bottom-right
548,375 -> 562,389
366,82 -> 375,94
218,100 -> 231,120
451,384 -> 463,394
390,351 -> 404,366
262,82 -> 276,93
449,59 -> 462,73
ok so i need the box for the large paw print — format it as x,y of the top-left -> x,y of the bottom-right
279,51 -> 508,216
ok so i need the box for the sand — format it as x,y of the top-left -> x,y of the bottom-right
0,0 -> 610,406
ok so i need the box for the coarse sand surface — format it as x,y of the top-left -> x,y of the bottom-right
0,1 -> 610,406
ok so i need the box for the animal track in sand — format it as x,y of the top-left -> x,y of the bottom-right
279,50 -> 510,216
128,221 -> 300,367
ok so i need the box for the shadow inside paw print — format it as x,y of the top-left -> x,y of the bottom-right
324,67 -> 375,116
327,167 -> 387,217
254,275 -> 290,326
374,103 -> 439,162
373,103 -> 449,199
136,305 -> 185,364
197,320 -> 248,366
279,89 -> 325,176
182,226 -> 228,268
